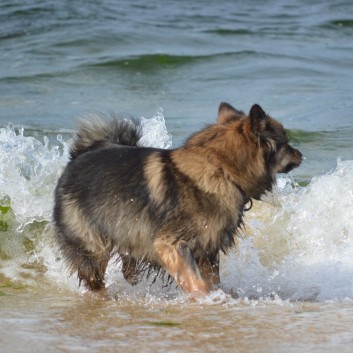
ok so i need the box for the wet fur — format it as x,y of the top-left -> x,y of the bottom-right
53,102 -> 302,294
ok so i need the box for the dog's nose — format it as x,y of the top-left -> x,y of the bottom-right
294,149 -> 303,165
295,149 -> 303,159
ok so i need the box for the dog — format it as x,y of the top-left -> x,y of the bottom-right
53,102 -> 302,295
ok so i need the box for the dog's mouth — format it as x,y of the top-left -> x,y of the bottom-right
279,162 -> 301,174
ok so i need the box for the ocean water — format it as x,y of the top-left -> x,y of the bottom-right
1,0 -> 353,352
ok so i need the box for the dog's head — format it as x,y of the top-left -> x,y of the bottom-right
217,102 -> 302,197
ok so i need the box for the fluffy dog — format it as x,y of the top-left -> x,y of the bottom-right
53,103 -> 302,295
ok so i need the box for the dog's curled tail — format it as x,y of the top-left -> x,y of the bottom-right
70,115 -> 142,160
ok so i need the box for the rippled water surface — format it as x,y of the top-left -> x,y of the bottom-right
1,0 -> 353,352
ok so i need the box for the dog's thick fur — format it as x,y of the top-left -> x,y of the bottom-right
53,103 -> 302,295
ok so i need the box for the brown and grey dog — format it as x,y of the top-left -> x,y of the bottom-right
53,103 -> 302,295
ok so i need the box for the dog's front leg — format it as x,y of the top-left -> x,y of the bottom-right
154,239 -> 209,295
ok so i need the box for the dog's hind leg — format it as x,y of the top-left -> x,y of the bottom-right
154,239 -> 209,295
76,250 -> 110,291
54,196 -> 113,292
120,254 -> 141,285
198,253 -> 220,289
57,230 -> 111,291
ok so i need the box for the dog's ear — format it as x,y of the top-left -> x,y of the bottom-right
218,102 -> 243,124
249,104 -> 268,135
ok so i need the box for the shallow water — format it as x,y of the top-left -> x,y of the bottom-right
1,0 -> 353,351
2,285 -> 353,353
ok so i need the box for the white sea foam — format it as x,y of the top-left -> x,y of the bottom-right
222,160 -> 353,301
1,116 -> 353,302
0,123 -> 70,229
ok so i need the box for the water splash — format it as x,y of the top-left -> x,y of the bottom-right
0,124 -> 70,230
222,160 -> 353,301
138,108 -> 172,149
1,116 -> 353,303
